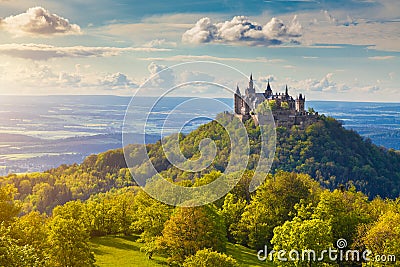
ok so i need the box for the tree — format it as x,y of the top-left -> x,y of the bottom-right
0,224 -> 43,267
0,185 -> 21,224
312,189 -> 371,248
46,216 -> 95,267
271,217 -> 333,267
221,193 -> 247,242
234,172 -> 321,249
281,101 -> 289,110
157,205 -> 227,264
11,211 -> 48,264
361,210 -> 400,266
183,249 -> 238,267
131,190 -> 173,259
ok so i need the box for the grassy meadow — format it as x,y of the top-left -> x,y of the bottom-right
90,235 -> 274,267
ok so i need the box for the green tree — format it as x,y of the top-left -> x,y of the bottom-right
47,216 -> 94,267
271,217 -> 333,267
11,211 -> 48,263
221,193 -> 247,242
234,172 -> 320,249
0,185 -> 21,224
361,210 -> 400,266
281,101 -> 289,110
313,189 -> 371,248
183,248 -> 238,267
157,205 -> 227,264
131,190 -> 173,259
0,224 -> 43,267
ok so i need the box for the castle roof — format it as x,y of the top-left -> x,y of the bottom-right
266,79 -> 272,92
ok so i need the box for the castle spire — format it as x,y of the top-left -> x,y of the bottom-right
235,84 -> 241,95
265,78 -> 272,97
285,85 -> 289,96
248,73 -> 254,94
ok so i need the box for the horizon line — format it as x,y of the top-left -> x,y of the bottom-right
1,94 -> 400,104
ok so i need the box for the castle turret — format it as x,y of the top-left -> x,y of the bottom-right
234,85 -> 242,114
285,85 -> 289,97
296,93 -> 305,112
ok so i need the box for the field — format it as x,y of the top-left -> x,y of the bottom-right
90,235 -> 274,267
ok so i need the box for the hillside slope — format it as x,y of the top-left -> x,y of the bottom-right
1,113 -> 400,214
128,113 -> 400,198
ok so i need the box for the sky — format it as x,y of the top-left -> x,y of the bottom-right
0,0 -> 399,101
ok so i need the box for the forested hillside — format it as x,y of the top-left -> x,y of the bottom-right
1,112 -> 400,266
1,113 -> 399,216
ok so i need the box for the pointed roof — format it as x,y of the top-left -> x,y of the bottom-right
250,73 -> 253,81
266,79 -> 272,92
235,84 -> 241,95
285,85 -> 289,96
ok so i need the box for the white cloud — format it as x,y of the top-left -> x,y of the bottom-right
281,73 -> 350,93
259,74 -> 276,83
0,7 -> 81,36
368,56 -> 395,60
139,54 -> 283,63
98,72 -> 137,89
179,70 -> 215,84
277,8 -> 400,51
0,43 -> 170,60
323,10 -> 339,25
145,62 -> 176,89
0,61 -> 139,94
143,39 -> 177,48
182,15 -> 302,45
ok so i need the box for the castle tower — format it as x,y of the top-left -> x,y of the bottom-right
243,96 -> 250,117
285,85 -> 289,97
234,85 -> 242,114
296,93 -> 305,112
265,79 -> 272,98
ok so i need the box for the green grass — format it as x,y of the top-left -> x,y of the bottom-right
227,243 -> 274,267
90,235 -> 168,267
90,235 -> 275,267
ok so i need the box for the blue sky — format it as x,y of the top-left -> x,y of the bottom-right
0,0 -> 399,101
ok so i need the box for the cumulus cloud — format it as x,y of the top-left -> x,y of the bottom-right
0,61 -> 139,94
259,75 -> 276,83
99,73 -> 137,88
179,71 -> 215,84
145,62 -> 176,89
288,73 -> 350,93
0,7 -> 81,36
182,15 -> 302,45
58,72 -> 81,85
0,43 -> 170,60
323,10 -> 339,25
143,39 -> 177,48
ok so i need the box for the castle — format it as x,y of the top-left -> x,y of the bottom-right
234,74 -> 318,127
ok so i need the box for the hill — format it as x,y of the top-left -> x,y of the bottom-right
1,112 -> 400,215
127,113 -> 400,199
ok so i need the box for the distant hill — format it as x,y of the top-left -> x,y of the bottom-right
0,133 -> 42,143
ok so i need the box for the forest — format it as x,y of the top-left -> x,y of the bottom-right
1,113 -> 400,266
